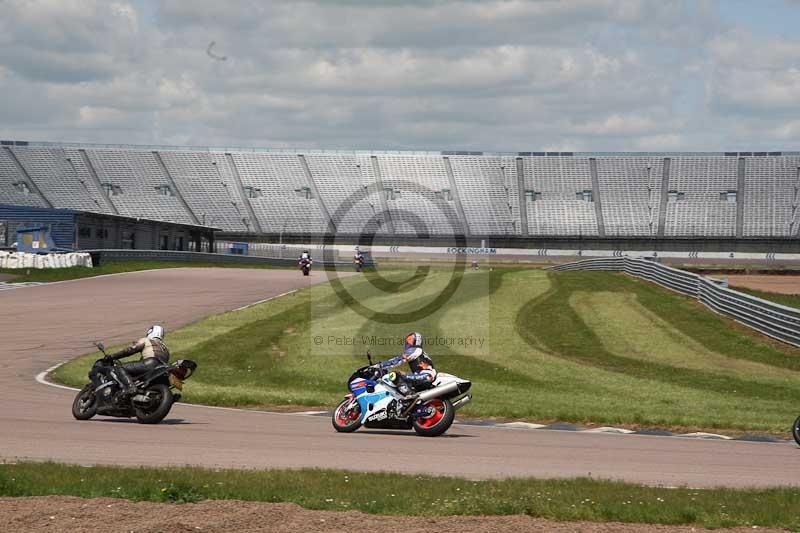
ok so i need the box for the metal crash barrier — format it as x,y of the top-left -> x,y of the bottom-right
550,256 -> 800,347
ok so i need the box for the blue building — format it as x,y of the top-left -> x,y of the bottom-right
0,204 -> 218,252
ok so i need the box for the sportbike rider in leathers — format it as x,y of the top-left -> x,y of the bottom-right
378,332 -> 437,398
105,325 -> 170,397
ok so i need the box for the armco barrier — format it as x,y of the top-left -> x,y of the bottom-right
551,256 -> 800,347
83,249 -> 354,268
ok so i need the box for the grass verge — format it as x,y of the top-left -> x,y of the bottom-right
1,462 -> 798,529
730,286 -> 800,309
0,260 -> 292,283
52,268 -> 800,434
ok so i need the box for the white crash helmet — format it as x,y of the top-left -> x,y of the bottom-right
146,324 -> 165,340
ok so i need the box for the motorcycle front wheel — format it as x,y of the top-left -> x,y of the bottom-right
134,384 -> 173,424
793,415 -> 800,446
71,384 -> 97,420
412,398 -> 455,437
332,398 -> 362,433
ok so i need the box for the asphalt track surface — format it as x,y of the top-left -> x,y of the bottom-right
1,267 -> 799,489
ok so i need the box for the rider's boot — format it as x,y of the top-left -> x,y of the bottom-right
113,368 -> 137,398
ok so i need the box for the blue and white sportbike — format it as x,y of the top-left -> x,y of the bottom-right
332,352 -> 472,437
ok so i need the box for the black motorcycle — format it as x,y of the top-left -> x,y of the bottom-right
299,257 -> 312,276
71,342 -> 197,424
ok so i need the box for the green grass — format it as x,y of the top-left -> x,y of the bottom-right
0,260 -> 292,283
730,286 -> 800,309
1,462 -> 798,529
52,268 -> 800,434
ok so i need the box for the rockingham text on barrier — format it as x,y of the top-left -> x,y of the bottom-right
446,247 -> 497,254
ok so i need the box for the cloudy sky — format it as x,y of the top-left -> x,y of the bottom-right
1,0 -> 799,152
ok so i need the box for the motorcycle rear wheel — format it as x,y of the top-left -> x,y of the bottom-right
793,415 -> 800,446
71,385 -> 97,420
134,384 -> 173,424
412,398 -> 455,437
332,398 -> 362,433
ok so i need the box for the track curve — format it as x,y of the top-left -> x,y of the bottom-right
1,267 -> 799,488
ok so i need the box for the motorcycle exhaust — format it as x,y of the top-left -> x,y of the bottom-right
132,394 -> 150,404
452,394 -> 472,410
415,382 -> 459,403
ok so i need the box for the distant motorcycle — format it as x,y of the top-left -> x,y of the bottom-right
354,254 -> 365,272
299,257 -> 312,276
793,416 -> 800,446
332,352 -> 472,437
71,342 -> 197,424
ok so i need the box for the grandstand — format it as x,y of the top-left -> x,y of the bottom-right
2,141 -> 799,245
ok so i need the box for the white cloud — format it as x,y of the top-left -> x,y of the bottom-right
0,0 -> 797,151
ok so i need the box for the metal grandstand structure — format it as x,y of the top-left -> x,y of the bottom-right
2,140 -> 800,244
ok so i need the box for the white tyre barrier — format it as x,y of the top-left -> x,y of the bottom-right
0,252 -> 93,269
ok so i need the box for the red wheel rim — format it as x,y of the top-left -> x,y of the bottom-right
416,399 -> 445,428
335,400 -> 360,426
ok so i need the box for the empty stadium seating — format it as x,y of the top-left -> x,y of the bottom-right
86,149 -> 195,224
524,157 -> 598,236
374,155 -> 461,235
304,154 -> 387,235
229,152 -> 328,233
448,155 -> 520,235
3,143 -> 799,240
666,157 -> 738,237
0,148 -> 49,208
743,156 -> 800,237
596,157 -> 664,236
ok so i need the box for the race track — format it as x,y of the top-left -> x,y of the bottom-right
1,267 -> 799,489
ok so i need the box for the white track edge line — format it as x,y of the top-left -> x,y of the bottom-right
5,265 -> 299,290
35,362 -> 79,391
232,289 -> 298,311
33,287 -> 308,415
5,268 -> 177,289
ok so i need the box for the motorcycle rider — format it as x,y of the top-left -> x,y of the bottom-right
105,325 -> 170,397
379,332 -> 437,398
299,250 -> 313,267
353,248 -> 365,272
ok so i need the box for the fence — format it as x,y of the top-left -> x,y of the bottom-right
550,256 -> 800,347
83,249 -> 355,269
215,241 -> 343,261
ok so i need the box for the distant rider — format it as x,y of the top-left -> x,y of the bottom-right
354,249 -> 365,272
105,325 -> 170,397
299,250 -> 313,267
379,332 -> 437,397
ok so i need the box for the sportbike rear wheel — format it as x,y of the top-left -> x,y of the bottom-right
412,398 -> 455,437
793,415 -> 800,446
332,398 -> 362,433
71,384 -> 97,420
134,384 -> 173,424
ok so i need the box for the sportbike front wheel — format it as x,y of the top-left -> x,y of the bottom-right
793,415 -> 800,446
332,398 -> 362,433
412,398 -> 455,437
71,385 -> 97,420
